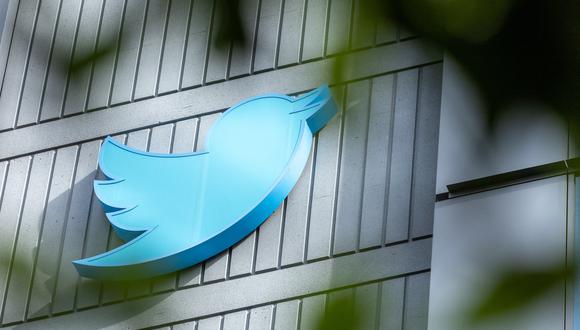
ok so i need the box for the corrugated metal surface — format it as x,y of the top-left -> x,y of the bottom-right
0,0 -> 405,132
0,0 -> 442,328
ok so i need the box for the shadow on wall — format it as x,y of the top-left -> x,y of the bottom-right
0,169 -> 169,328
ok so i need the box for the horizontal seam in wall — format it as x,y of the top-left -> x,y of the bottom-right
0,39 -> 442,162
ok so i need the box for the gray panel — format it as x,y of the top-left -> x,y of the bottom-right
409,65 -> 441,238
223,310 -> 248,330
172,118 -> 199,153
51,141 -> 101,314
326,0 -> 351,55
274,300 -> 300,330
172,321 -> 197,330
134,0 -> 169,100
40,0 -> 83,122
359,75 -> 394,250
204,0 -> 229,83
198,316 -> 223,330
0,0 -> 9,37
75,141 -> 110,310
157,0 -> 191,95
301,0 -> 327,61
110,0 -> 147,105
375,19 -> 397,45
281,144 -> 314,266
384,69 -> 418,244
149,123 -> 174,153
27,146 -> 78,319
306,86 -> 342,261
177,263 -> 202,289
203,250 -> 229,283
0,0 -> 39,130
403,272 -> 429,330
255,203 -> 284,272
181,0 -> 212,89
0,0 -> 19,113
253,0 -> 282,72
333,80 -> 370,255
2,151 -> 53,324
0,162 -> 7,207
277,0 -> 304,67
378,277 -> 404,330
248,305 -> 274,330
229,232 -> 257,278
17,0 -> 60,126
350,0 -> 373,49
354,282 -> 379,330
86,0 -> 125,110
0,157 -> 31,321
228,0 -> 259,78
430,176 -> 567,330
63,0 -> 104,116
300,294 -> 326,329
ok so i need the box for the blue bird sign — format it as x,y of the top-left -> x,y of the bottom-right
73,85 -> 338,280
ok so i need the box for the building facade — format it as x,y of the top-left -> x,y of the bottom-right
3,0 -> 569,329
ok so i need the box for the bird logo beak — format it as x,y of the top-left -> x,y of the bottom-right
291,85 -> 338,134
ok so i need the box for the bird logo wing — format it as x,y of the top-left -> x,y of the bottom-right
73,137 -> 209,279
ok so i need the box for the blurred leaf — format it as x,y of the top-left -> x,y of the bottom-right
215,0 -> 245,49
315,293 -> 359,330
382,0 -> 580,130
68,42 -> 116,75
467,265 -> 572,325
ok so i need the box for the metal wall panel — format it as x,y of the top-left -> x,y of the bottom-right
429,176 -> 567,330
0,63 -> 441,327
17,0 -> 60,126
133,0 -> 169,101
326,0 -> 352,56
62,0 -> 104,117
39,0 -> 82,122
157,0 -> 191,95
228,0 -> 259,78
252,0 -> 282,72
0,1 -> 442,327
0,0 -> 415,131
110,0 -> 147,105
86,0 -> 125,111
0,0 -> 39,130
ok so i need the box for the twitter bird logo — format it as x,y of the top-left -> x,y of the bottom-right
73,85 -> 338,280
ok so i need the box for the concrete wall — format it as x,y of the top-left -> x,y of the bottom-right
0,0 -> 443,328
